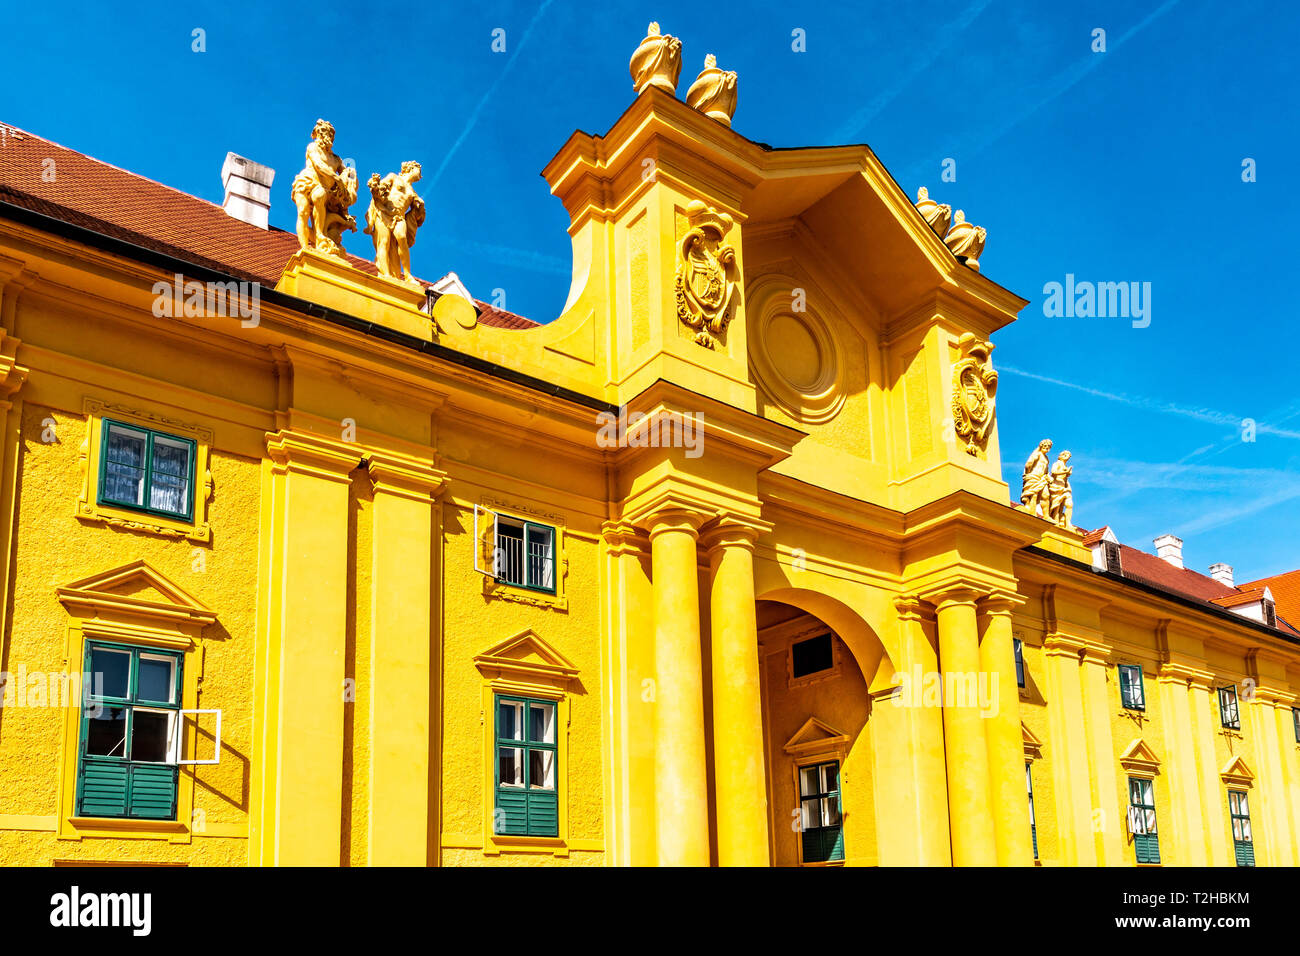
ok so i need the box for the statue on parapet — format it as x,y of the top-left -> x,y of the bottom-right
686,55 -> 738,127
1047,451 -> 1074,528
1020,439 -> 1053,518
630,22 -> 682,94
291,119 -> 358,257
365,161 -> 426,285
944,209 -> 987,271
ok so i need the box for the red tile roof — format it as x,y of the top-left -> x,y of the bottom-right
0,123 -> 536,330
1080,526 -> 1110,547
1239,569 -> 1300,631
1083,528 -> 1300,637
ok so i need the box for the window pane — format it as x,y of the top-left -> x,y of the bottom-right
151,439 -> 190,477
528,702 -> 555,744
104,461 -> 145,505
148,473 -> 189,515
496,522 -> 524,585
137,655 -> 175,703
498,701 -> 523,741
498,747 -> 523,786
821,762 -> 839,794
822,797 -> 841,827
87,646 -> 130,699
104,427 -> 147,505
526,524 -> 554,590
131,710 -> 174,763
801,798 -> 819,830
85,706 -> 128,756
1143,809 -> 1157,833
1240,819 -> 1251,841
799,766 -> 819,797
529,748 -> 555,790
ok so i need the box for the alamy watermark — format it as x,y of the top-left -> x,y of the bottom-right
152,273 -> 260,327
596,406 -> 704,458
1042,274 -> 1151,328
891,665 -> 1000,717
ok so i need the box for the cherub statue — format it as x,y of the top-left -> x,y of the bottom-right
944,209 -> 987,271
686,54 -> 738,127
1020,439 -> 1053,517
291,119 -> 358,257
915,187 -> 952,237
629,22 -> 682,94
364,161 -> 426,285
1047,451 -> 1074,528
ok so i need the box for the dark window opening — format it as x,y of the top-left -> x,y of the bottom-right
791,634 -> 834,679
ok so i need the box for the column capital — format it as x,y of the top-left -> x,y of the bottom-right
698,513 -> 772,554
978,591 -> 1025,618
365,450 -> 446,503
893,593 -> 929,621
1041,632 -> 1088,660
266,429 -> 361,483
601,519 -> 650,556
644,507 -> 709,542
930,587 -> 983,613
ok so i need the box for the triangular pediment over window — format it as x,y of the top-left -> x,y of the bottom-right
1220,755 -> 1254,788
1022,722 -> 1044,760
783,716 -> 851,756
57,559 -> 217,629
474,629 -> 578,686
1119,738 -> 1161,776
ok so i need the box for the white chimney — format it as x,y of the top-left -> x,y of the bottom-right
1209,562 -> 1234,587
1153,534 -> 1184,569
221,152 -> 274,229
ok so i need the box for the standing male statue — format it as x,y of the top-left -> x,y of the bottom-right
364,161 -> 426,285
291,119 -> 358,257
1048,451 -> 1074,528
1020,439 -> 1053,518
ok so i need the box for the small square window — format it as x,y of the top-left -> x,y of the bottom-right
791,634 -> 834,679
98,420 -> 195,521
1118,664 -> 1145,711
493,517 -> 556,594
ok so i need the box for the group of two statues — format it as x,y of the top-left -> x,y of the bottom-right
291,119 -> 424,285
1022,439 -> 1074,529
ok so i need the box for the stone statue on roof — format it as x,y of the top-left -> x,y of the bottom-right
943,209 -> 987,271
630,22 -> 682,95
291,119 -> 358,257
365,161 -> 426,285
1047,451 -> 1074,528
1020,439 -> 1053,518
686,55 -> 738,127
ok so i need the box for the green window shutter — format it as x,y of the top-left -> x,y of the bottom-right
128,764 -> 178,819
525,790 -> 559,837
1234,840 -> 1255,867
1031,824 -> 1038,859
78,757 -> 129,818
495,787 -> 528,835
826,825 -> 845,862
1134,831 -> 1161,864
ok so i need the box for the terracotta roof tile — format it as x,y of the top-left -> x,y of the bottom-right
1210,588 -> 1266,609
1080,526 -> 1109,547
0,123 -> 535,330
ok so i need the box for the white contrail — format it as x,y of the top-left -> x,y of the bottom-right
427,0 -> 557,189
999,364 -> 1300,439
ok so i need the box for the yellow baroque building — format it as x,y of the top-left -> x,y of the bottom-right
0,69 -> 1298,868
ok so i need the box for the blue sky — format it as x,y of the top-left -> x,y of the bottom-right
4,0 -> 1297,580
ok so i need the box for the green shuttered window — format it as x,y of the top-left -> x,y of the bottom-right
1229,790 -> 1254,867
1118,664 -> 1145,711
494,695 -> 558,837
98,419 -> 197,521
77,641 -> 183,820
1127,777 -> 1160,864
799,760 -> 844,863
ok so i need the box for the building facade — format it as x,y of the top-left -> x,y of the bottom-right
0,41 -> 1298,866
